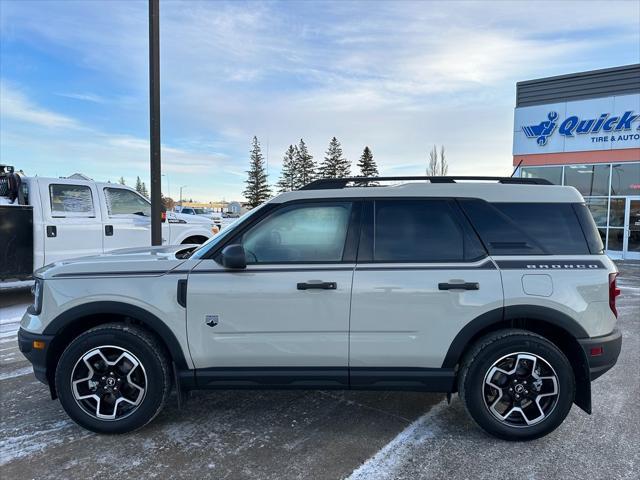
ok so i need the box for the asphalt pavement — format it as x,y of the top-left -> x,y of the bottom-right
1,262 -> 638,480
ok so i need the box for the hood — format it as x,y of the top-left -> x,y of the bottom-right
169,211 -> 214,225
35,244 -> 196,279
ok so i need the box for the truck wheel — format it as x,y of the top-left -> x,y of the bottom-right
458,329 -> 575,441
55,323 -> 171,434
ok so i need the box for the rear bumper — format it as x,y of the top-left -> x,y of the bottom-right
18,328 -> 54,385
578,329 -> 622,381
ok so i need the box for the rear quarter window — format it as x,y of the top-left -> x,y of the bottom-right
459,200 -> 591,255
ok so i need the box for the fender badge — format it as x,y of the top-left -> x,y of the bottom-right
205,314 -> 219,327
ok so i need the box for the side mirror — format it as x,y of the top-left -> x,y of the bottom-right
220,244 -> 247,269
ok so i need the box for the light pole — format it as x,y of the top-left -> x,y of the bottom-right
179,185 -> 187,206
149,0 -> 162,245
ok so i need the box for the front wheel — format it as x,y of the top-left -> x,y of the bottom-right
55,323 -> 171,434
459,329 -> 575,441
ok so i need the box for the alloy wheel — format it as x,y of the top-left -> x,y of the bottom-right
70,345 -> 147,421
482,352 -> 559,427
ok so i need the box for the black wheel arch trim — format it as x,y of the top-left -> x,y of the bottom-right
442,305 -> 589,369
42,301 -> 189,369
442,304 -> 592,413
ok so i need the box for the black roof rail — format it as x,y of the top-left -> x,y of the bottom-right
299,176 -> 553,190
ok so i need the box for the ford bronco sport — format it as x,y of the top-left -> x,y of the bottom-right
18,176 -> 622,440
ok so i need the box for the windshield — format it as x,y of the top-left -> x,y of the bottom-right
193,208 -> 207,214
189,204 -> 265,259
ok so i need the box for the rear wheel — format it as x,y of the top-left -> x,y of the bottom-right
55,323 -> 171,434
459,329 -> 574,440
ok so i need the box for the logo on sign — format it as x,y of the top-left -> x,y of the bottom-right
523,110 -> 640,146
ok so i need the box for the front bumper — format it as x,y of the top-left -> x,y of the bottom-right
18,328 -> 54,385
578,328 -> 622,381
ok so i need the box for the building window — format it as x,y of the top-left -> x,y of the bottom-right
611,163 -> 640,196
564,164 -> 610,196
520,166 -> 562,185
584,197 -> 608,226
608,198 -> 626,228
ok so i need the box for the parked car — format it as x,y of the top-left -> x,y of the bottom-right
0,165 -> 217,283
175,205 -> 223,230
18,176 -> 621,440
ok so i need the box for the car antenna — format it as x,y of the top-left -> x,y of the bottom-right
510,159 -> 524,177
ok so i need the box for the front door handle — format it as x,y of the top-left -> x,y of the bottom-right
46,225 -> 57,238
105,225 -> 114,236
438,282 -> 479,291
297,281 -> 337,290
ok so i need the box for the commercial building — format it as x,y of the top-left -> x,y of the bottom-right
513,64 -> 640,259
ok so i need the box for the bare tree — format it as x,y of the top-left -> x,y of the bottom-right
439,145 -> 448,176
426,145 -> 448,176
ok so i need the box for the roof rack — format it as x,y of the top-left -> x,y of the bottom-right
299,176 -> 553,190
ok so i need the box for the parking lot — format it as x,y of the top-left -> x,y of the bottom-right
1,262 -> 638,480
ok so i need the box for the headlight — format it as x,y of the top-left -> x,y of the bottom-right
211,225 -> 220,234
30,278 -> 43,315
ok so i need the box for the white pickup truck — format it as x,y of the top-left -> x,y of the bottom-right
0,165 -> 217,283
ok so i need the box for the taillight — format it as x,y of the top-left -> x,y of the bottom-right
609,272 -> 621,317
161,211 -> 166,222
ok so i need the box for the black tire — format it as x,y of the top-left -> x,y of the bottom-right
55,323 -> 171,434
458,329 -> 575,441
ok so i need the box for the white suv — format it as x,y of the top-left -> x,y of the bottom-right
18,176 -> 622,440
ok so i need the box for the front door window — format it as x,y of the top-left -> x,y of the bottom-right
240,202 -> 352,264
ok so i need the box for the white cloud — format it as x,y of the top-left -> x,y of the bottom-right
1,82 -> 80,129
56,92 -> 106,103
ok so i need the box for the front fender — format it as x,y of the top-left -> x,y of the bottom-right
43,301 -> 190,369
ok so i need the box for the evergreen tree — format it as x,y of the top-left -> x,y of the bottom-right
357,146 -> 378,177
295,139 -> 316,186
319,137 -> 350,179
141,182 -> 149,198
135,176 -> 143,194
243,136 -> 272,208
276,145 -> 298,193
118,176 -> 126,185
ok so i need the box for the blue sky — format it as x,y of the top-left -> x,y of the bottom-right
1,0 -> 639,201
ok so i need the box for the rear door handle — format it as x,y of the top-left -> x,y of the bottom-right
46,225 -> 57,238
105,225 -> 114,236
297,281 -> 337,290
438,282 -> 479,291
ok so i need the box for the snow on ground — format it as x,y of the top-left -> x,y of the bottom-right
0,296 -> 31,378
0,303 -> 27,338
346,401 -> 448,480
0,366 -> 33,381
0,280 -> 33,291
0,419 -> 89,466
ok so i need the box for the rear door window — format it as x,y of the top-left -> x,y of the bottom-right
373,199 -> 485,262
49,184 -> 95,217
104,188 -> 151,216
